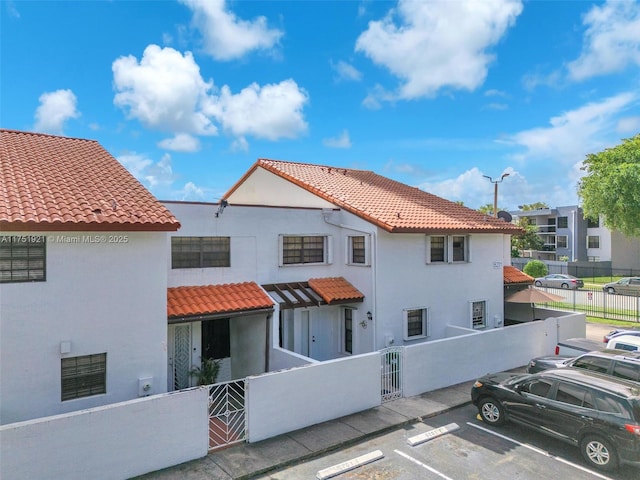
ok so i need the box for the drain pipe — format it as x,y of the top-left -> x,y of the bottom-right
322,209 -> 378,352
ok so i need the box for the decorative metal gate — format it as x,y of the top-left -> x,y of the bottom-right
380,347 -> 403,403
208,379 -> 246,450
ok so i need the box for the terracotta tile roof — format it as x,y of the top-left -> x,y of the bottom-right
0,129 -> 180,231
224,159 -> 523,234
167,282 -> 274,319
504,266 -> 534,284
308,277 -> 365,304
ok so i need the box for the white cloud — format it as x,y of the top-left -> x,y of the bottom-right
118,152 -> 175,189
6,1 -> 20,18
113,45 -> 217,136
505,92 -> 638,164
178,181 -> 205,200
567,0 -> 640,81
617,116 -> 640,133
323,129 -> 352,149
180,0 -> 283,61
206,79 -> 308,140
330,60 -> 362,82
33,89 -> 80,135
231,136 -> 249,152
158,133 -> 201,152
355,0 -> 522,100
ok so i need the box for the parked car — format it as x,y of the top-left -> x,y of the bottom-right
603,328 -> 640,343
471,369 -> 640,471
603,277 -> 640,296
527,349 -> 640,382
534,274 -> 584,289
607,334 -> 640,352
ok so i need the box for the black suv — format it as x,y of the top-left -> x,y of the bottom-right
527,349 -> 640,382
471,369 -> 640,471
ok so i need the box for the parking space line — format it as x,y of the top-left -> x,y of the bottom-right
394,449 -> 455,480
466,422 -> 614,480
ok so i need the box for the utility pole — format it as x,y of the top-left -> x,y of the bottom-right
482,173 -> 510,217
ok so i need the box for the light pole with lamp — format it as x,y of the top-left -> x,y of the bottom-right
482,173 -> 510,217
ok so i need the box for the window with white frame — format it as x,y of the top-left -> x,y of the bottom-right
471,300 -> 487,329
557,235 -> 568,248
280,235 -> 331,265
61,353 -> 107,401
403,307 -> 429,340
426,235 -> 469,263
343,308 -> 353,354
557,216 -> 568,228
587,235 -> 600,248
347,235 -> 368,265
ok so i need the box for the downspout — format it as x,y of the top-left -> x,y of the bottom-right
265,313 -> 271,372
323,210 -> 378,353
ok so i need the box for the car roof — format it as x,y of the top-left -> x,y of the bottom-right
538,368 -> 640,397
608,334 -> 640,345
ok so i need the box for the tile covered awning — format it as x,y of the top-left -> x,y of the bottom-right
503,265 -> 534,285
167,282 -> 274,323
262,277 -> 364,310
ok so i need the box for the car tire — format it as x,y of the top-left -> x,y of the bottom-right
580,435 -> 618,471
478,397 -> 505,426
561,283 -> 569,289
534,281 -> 542,287
607,287 -> 616,295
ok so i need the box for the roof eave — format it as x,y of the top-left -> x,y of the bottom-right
0,220 -> 181,232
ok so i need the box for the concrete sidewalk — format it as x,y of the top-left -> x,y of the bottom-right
138,372 -> 519,480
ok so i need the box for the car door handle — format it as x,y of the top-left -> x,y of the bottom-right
535,404 -> 546,409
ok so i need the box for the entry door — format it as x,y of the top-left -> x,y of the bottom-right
309,311 -> 333,361
168,324 -> 192,390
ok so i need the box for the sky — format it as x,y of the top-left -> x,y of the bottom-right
2,0 -> 640,211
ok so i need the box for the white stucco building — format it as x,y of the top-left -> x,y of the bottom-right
0,130 -> 180,424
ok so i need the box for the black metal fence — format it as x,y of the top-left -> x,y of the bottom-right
539,287 -> 640,324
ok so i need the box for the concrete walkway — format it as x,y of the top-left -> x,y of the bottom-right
137,368 -> 525,480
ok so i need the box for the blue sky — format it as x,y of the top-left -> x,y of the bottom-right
2,0 -> 640,210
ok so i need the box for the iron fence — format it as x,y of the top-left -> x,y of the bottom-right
536,287 -> 640,323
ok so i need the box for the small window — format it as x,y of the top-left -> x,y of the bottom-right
429,236 -> 446,263
556,236 -> 568,248
348,236 -> 367,265
471,300 -> 486,329
202,318 -> 230,360
171,237 -> 230,268
452,236 -> 466,262
403,308 -> 429,340
557,216 -> 568,228
587,235 -> 600,249
0,235 -> 46,283
426,235 -> 470,264
281,235 -> 328,265
343,308 -> 353,354
61,353 -> 107,401
586,217 -> 600,228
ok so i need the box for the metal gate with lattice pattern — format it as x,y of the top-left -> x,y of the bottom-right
381,347 -> 403,403
208,380 -> 246,450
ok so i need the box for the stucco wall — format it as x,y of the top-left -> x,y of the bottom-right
0,388 -> 208,480
0,231 -> 168,424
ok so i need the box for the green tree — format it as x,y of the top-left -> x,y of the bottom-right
478,203 -> 504,216
578,134 -> 640,236
523,260 -> 547,278
518,202 -> 549,211
511,217 -> 544,257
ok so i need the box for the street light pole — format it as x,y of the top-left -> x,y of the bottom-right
482,173 -> 510,217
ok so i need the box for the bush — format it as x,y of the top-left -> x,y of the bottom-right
523,260 -> 547,278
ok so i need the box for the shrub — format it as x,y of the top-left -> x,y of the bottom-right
523,260 -> 547,278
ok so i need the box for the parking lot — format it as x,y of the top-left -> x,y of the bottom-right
258,404 -> 638,480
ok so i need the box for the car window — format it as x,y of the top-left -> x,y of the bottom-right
554,382 -> 594,408
612,362 -> 640,382
571,356 -> 610,374
594,391 -> 632,419
611,342 -> 640,352
521,378 -> 553,397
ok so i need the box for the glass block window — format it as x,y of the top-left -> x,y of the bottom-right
0,235 -> 46,283
61,353 -> 107,401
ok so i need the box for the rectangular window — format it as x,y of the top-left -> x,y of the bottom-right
430,236 -> 446,262
282,235 -> 326,265
452,236 -> 466,262
0,235 -> 46,283
61,353 -> 106,401
171,237 -> 230,268
586,217 -> 599,228
202,318 -> 230,360
557,216 -> 568,228
348,236 -> 366,265
404,307 -> 429,340
343,308 -> 353,354
472,300 -> 486,329
587,235 -> 600,248
557,235 -> 568,248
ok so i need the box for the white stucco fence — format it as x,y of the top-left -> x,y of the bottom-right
246,352 -> 381,442
0,387 -> 209,480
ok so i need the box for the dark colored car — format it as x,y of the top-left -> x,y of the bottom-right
471,369 -> 640,471
527,349 -> 640,382
534,274 -> 584,289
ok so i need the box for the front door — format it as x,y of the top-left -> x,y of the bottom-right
310,310 -> 333,360
168,323 -> 192,390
